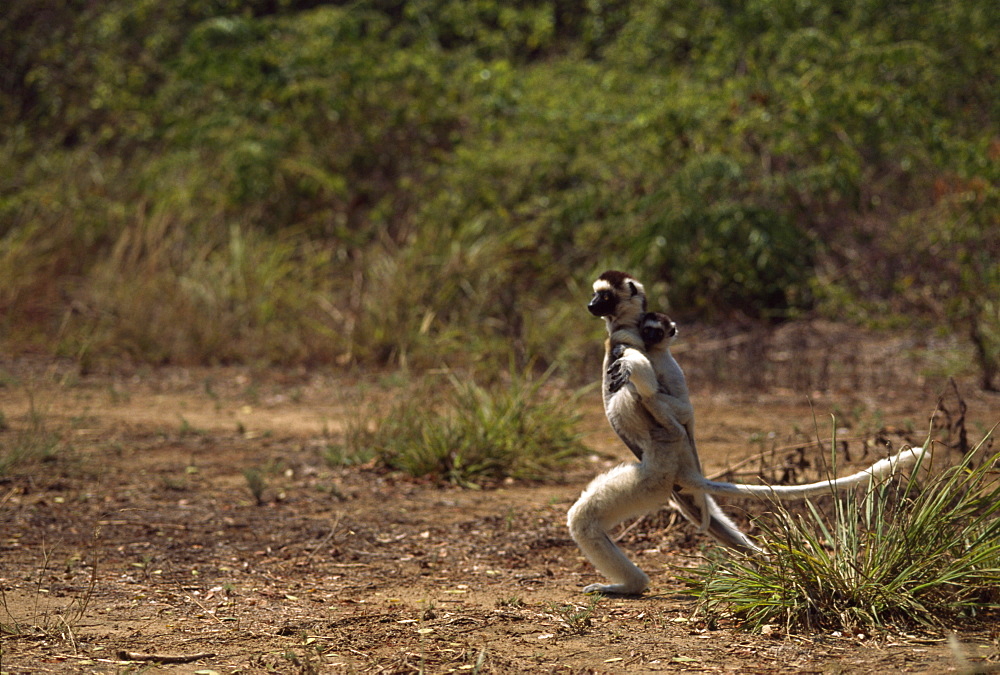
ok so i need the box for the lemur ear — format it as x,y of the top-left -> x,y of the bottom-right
627,281 -> 637,297
668,323 -> 678,338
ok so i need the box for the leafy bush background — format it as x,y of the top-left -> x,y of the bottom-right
1,0 -> 997,384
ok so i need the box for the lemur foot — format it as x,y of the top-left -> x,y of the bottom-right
582,581 -> 647,596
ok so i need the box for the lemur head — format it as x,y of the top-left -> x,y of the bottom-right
640,311 -> 678,350
588,270 -> 647,323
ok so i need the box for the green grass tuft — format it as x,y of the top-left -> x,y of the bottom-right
0,397 -> 62,477
685,430 -> 1000,633
340,368 -> 588,487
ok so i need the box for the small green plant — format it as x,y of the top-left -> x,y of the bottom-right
177,416 -> 205,436
495,595 -> 525,609
281,641 -> 321,675
243,467 -> 267,506
343,368 -> 588,487
685,430 -> 1000,634
471,646 -> 488,674
130,554 -> 157,581
0,393 -> 61,477
322,440 -> 376,468
160,474 -> 189,491
548,597 -> 600,635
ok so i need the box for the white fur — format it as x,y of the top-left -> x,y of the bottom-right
694,446 -> 926,498
567,463 -> 663,594
570,273 -> 758,595
614,341 -> 711,530
569,272 -> 927,595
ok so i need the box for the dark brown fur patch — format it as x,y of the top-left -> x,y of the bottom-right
597,270 -> 634,289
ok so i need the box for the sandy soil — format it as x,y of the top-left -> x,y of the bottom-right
1,348 -> 999,673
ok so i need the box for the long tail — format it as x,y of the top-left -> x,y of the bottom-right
695,447 -> 926,499
669,491 -> 762,555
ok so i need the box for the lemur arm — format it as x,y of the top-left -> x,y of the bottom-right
608,346 -> 693,430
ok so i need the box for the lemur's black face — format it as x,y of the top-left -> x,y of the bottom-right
641,313 -> 677,347
588,289 -> 617,317
640,323 -> 665,346
590,271 -> 643,318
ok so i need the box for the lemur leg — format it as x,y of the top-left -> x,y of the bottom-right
567,461 -> 673,595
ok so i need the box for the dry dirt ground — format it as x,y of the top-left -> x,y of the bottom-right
2,336 -> 999,674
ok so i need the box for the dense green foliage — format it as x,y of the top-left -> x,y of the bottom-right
2,0 -> 998,381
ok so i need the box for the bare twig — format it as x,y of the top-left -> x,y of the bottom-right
0,585 -> 26,635
57,615 -> 79,654
117,650 -> 215,663
614,514 -> 648,542
705,437 -> 870,481
0,487 -> 16,508
947,378 -> 969,455
67,526 -> 101,626
303,512 -> 342,565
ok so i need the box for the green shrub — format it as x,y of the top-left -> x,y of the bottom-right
871,186 -> 999,390
1,0 -> 997,378
342,369 -> 588,487
685,433 -> 1000,633
637,198 -> 816,320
